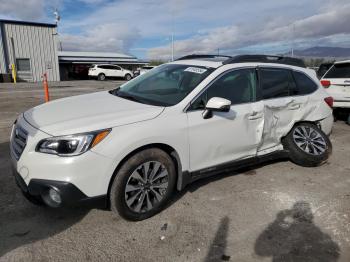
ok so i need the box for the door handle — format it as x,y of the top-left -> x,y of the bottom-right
288,103 -> 301,110
248,111 -> 263,120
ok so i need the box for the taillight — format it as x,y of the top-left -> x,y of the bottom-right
321,80 -> 331,88
324,96 -> 334,108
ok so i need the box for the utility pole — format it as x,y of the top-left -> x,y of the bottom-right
170,8 -> 174,61
171,33 -> 174,61
291,23 -> 295,57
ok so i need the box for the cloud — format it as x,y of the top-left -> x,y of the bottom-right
78,0 -> 106,4
60,23 -> 141,53
148,2 -> 350,59
0,0 -> 45,20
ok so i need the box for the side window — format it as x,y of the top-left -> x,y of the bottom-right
259,68 -> 291,99
190,69 -> 257,110
113,66 -> 121,70
291,71 -> 318,96
98,65 -> 109,69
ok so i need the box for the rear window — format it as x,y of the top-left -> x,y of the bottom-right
291,71 -> 318,96
324,63 -> 350,78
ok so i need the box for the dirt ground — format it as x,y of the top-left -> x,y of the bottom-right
0,81 -> 349,262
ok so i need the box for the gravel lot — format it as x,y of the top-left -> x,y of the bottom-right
0,81 -> 349,262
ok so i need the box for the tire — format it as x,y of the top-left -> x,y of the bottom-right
110,148 -> 176,221
347,113 -> 350,125
125,74 -> 132,81
98,73 -> 106,81
282,122 -> 332,167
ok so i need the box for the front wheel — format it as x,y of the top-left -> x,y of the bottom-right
282,122 -> 332,167
110,148 -> 176,221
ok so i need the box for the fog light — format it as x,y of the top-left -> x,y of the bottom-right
42,188 -> 62,207
49,188 -> 61,204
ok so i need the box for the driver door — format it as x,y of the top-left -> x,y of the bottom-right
187,68 -> 264,172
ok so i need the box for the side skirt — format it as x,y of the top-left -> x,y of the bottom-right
180,150 -> 289,190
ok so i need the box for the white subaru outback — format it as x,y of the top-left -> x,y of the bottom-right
11,55 -> 334,220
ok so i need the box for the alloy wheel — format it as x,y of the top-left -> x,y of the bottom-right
292,126 -> 327,156
125,161 -> 169,213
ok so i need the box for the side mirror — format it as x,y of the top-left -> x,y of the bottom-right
202,97 -> 231,119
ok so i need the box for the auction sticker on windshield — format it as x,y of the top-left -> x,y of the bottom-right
184,67 -> 207,74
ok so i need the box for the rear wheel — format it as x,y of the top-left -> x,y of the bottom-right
282,122 -> 332,167
125,74 -> 132,81
98,73 -> 106,81
110,148 -> 176,221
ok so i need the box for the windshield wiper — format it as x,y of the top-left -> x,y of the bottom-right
114,89 -> 144,104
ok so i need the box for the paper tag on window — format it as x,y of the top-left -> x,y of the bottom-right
184,67 -> 207,74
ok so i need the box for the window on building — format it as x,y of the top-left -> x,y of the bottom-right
16,58 -> 31,72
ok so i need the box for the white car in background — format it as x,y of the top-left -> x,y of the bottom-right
321,60 -> 350,123
11,55 -> 334,221
133,65 -> 156,77
89,64 -> 133,81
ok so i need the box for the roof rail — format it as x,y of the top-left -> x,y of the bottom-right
176,54 -> 232,61
223,55 -> 306,68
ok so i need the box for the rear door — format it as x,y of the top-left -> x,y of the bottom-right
257,67 -> 302,152
322,63 -> 350,107
99,65 -> 113,77
110,65 -> 123,77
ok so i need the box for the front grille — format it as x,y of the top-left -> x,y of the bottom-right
10,125 -> 28,160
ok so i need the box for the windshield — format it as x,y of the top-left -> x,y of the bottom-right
324,63 -> 350,78
111,64 -> 214,106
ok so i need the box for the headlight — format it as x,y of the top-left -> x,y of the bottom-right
36,129 -> 110,156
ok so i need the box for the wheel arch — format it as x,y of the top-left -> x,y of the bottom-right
107,143 -> 186,203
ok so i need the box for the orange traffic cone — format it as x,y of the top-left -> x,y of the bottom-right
42,73 -> 50,102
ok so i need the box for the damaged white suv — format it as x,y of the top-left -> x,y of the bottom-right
11,55 -> 334,220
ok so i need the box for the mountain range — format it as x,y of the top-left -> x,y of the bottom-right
285,46 -> 350,58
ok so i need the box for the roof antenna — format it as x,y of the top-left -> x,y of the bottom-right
54,8 -> 61,25
53,8 -> 62,51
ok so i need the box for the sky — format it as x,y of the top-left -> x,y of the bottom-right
0,0 -> 350,60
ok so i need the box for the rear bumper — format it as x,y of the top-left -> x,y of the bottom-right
333,100 -> 350,108
319,114 -> 334,136
13,169 -> 107,208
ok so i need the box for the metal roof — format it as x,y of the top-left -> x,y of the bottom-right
0,19 -> 56,28
58,51 -> 148,65
58,51 -> 136,60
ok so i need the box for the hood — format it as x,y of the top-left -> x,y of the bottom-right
24,91 -> 164,135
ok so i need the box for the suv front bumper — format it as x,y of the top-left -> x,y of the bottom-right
13,168 -> 107,208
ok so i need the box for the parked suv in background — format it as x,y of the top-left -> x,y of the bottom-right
133,65 -> 156,77
317,62 -> 334,79
321,60 -> 350,124
89,64 -> 133,81
11,55 -> 333,221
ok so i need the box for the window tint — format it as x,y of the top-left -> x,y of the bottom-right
113,66 -> 121,70
99,65 -> 114,69
260,68 -> 291,99
190,69 -> 257,110
291,71 -> 318,95
324,63 -> 350,78
16,58 -> 30,71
